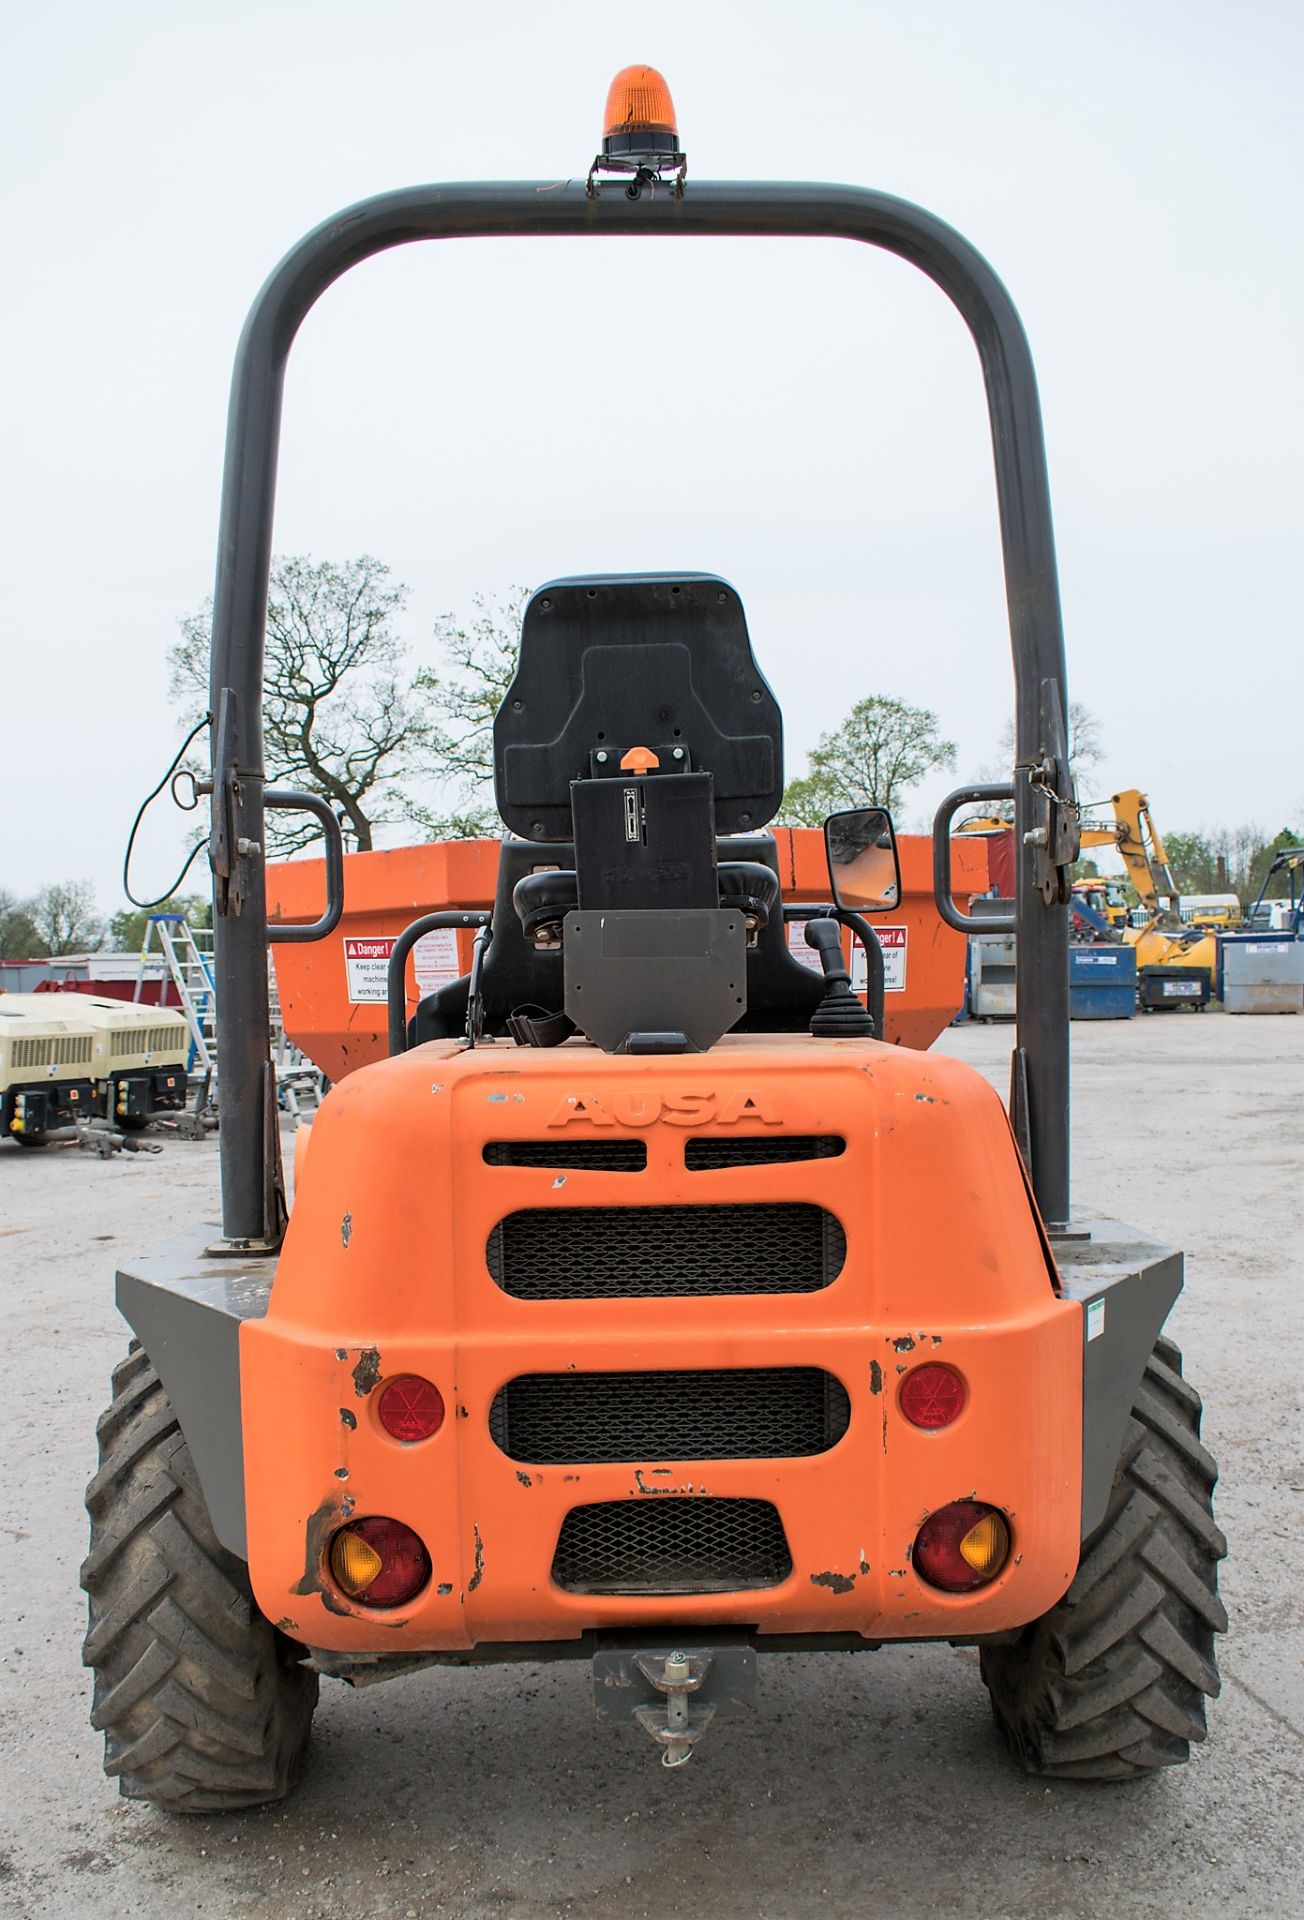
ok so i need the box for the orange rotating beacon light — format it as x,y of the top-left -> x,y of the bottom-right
588,64 -> 686,199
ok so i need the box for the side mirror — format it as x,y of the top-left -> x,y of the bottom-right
824,807 -> 902,913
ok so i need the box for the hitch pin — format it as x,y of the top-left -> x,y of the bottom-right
632,1648 -> 714,1768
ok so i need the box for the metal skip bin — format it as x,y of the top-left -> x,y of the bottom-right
967,896 -> 1017,1021
1068,944 -> 1137,1020
1219,932 -> 1304,1014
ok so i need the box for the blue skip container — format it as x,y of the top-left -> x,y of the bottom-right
1068,944 -> 1137,1019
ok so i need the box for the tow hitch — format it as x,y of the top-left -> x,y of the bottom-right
592,1639 -> 757,1768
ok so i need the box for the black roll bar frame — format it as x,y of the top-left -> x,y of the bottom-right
206,178 -> 1075,1243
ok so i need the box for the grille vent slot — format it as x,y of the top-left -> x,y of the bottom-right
486,1203 -> 845,1299
111,1025 -> 186,1061
685,1134 -> 845,1170
483,1140 -> 647,1171
9,1034 -> 94,1070
490,1367 -> 850,1464
552,1497 -> 792,1595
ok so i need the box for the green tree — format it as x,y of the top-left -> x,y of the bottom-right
1158,824 -> 1299,902
779,695 -> 957,826
408,589 -> 528,838
30,880 -> 103,955
172,555 -> 434,855
1161,831 -> 1219,896
0,890 -> 46,960
108,894 -> 210,954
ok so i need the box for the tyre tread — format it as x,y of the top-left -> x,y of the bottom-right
82,1348 -> 317,1810
980,1337 -> 1224,1780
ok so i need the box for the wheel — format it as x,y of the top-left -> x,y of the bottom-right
114,1114 -> 150,1132
980,1334 -> 1226,1779
11,1132 -> 49,1148
82,1343 -> 318,1810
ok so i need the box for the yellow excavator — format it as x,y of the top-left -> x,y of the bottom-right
1079,791 -> 1217,996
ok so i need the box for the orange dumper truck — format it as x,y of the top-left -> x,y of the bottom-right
81,70 -> 1222,1809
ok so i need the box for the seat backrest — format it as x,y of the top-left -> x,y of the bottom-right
492,574 -> 784,841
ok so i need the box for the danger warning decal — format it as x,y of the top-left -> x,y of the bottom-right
344,928 -> 462,1004
852,925 -> 907,993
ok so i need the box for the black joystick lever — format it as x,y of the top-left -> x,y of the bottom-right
804,917 -> 875,1038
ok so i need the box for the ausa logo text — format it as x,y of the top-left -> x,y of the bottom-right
547,1090 -> 782,1129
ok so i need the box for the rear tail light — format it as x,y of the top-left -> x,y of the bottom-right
913,1501 -> 1010,1593
328,1517 -> 431,1608
899,1363 -> 965,1429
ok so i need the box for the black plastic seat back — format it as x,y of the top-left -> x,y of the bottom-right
492,574 -> 784,842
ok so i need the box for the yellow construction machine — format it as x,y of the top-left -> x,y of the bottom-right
1080,791 -> 1217,999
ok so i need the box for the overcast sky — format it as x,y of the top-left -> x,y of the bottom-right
3,0 -> 1300,911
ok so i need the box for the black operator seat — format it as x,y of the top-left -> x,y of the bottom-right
410,573 -> 827,1045
495,573 -> 782,927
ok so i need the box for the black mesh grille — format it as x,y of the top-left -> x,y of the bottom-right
490,1368 -> 849,1463
483,1140 -> 647,1171
685,1134 -> 845,1169
552,1498 -> 791,1594
486,1203 -> 845,1299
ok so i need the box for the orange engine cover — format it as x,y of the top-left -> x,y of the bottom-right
242,1033 -> 1083,1655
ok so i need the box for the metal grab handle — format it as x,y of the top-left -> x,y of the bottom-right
264,789 -> 345,944
932,785 -> 1016,934
387,910 -> 491,1055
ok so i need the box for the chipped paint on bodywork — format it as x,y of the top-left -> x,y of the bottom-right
633,1469 -> 704,1496
869,1359 -> 883,1394
340,1211 -> 352,1248
339,1407 -> 357,1430
468,1523 -> 485,1592
352,1347 -> 382,1396
293,1494 -> 342,1597
810,1570 -> 856,1594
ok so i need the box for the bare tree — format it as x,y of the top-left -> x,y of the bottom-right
172,555 -> 434,854
408,589 -> 528,838
30,880 -> 104,955
969,700 -> 1105,822
779,695 -> 957,827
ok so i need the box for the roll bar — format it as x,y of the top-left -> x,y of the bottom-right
207,179 -> 1076,1244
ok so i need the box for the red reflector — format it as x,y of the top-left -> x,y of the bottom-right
913,1501 -> 1009,1594
333,1516 -> 431,1608
378,1374 -> 445,1443
899,1363 -> 965,1430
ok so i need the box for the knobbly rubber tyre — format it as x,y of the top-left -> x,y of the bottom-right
11,1132 -> 49,1147
980,1334 -> 1226,1780
82,1343 -> 318,1810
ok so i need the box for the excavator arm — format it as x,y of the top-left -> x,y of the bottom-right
1079,790 -> 1178,921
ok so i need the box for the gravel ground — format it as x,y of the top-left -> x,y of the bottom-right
0,1011 -> 1300,1920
